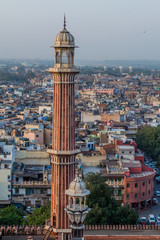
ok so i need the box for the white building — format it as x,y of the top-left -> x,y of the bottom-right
0,142 -> 15,205
39,105 -> 52,115
118,145 -> 135,161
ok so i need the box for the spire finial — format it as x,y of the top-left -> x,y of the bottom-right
64,14 -> 66,29
76,168 -> 79,178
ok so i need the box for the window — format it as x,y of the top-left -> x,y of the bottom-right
148,190 -> 150,195
68,51 -> 73,64
62,51 -> 67,64
127,183 -> 130,188
143,182 -> 145,187
56,52 -> 60,64
111,189 -> 114,195
126,194 -> 129,199
36,135 -> 39,137
53,216 -> 56,228
134,193 -> 137,198
118,189 -> 121,196
8,175 -> 10,180
26,189 -> 31,195
135,183 -> 138,188
149,180 -> 151,184
4,164 -> 9,169
15,188 -> 19,194
142,192 -> 145,197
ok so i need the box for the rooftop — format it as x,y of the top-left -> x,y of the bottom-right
129,171 -> 154,178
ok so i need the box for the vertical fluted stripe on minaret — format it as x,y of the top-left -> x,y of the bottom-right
64,75 -> 68,151
64,160 -> 67,227
51,163 -> 54,217
61,75 -> 63,150
67,80 -> 69,151
60,163 -> 62,228
72,75 -> 74,149
69,79 -> 71,150
57,164 -> 61,228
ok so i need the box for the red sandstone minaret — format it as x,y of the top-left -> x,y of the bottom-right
47,16 -> 80,239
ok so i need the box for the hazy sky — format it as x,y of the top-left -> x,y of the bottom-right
1,0 -> 160,61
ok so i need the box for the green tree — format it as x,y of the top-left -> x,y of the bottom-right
136,126 -> 160,161
0,206 -> 25,225
84,173 -> 138,225
115,206 -> 138,225
27,202 -> 50,226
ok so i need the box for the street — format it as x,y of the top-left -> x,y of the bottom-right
139,181 -> 160,218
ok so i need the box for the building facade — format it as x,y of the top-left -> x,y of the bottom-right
0,142 -> 15,205
12,163 -> 51,207
103,140 -> 155,210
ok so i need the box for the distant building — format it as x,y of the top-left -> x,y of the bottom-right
0,142 -> 15,205
23,129 -> 44,145
119,66 -> 123,73
81,111 -> 101,123
39,105 -> 52,115
129,66 -> 133,73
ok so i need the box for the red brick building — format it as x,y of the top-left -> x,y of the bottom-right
103,140 -> 155,210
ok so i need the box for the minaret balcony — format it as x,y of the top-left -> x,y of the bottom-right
47,149 -> 80,156
49,67 -> 80,73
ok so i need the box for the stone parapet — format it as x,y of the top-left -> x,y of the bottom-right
1,225 -> 160,237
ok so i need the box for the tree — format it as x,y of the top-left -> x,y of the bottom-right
115,206 -> 138,225
27,202 -> 50,226
0,206 -> 24,226
136,126 -> 160,161
84,173 -> 138,225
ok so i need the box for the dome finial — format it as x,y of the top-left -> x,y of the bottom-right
63,13 -> 66,29
75,167 -> 79,178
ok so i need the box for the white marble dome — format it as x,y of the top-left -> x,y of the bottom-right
66,173 -> 90,197
55,28 -> 74,44
54,17 -> 75,47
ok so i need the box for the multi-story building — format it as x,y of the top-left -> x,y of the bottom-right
23,129 -> 44,145
12,162 -> 51,207
102,140 -> 155,211
0,142 -> 15,205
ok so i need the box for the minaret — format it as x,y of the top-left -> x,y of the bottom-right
48,16 -> 80,239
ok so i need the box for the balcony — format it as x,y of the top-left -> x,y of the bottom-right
111,195 -> 124,201
47,148 -> 80,156
106,179 -> 124,187
12,181 -> 51,188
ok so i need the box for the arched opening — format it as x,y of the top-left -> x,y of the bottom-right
69,51 -> 73,64
56,51 -> 60,64
62,51 -> 67,64
76,198 -> 79,204
70,197 -> 73,207
53,215 -> 56,227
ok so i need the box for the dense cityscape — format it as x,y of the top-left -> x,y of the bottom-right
1,0 -> 160,239
1,56 -> 160,238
